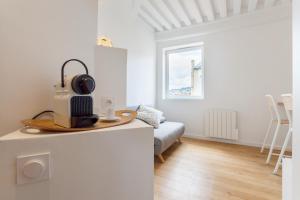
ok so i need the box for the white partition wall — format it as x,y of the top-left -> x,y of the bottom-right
293,1 -> 300,199
0,120 -> 154,200
94,46 -> 127,111
98,0 -> 156,107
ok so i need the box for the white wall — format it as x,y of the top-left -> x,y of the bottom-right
98,0 -> 156,107
293,0 -> 300,199
0,0 -> 98,136
156,8 -> 292,148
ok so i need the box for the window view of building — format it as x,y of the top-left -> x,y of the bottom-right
165,45 -> 204,99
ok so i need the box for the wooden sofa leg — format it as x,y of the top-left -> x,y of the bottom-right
158,154 -> 165,163
177,137 -> 182,143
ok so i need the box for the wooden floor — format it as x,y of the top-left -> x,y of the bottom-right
154,138 -> 282,200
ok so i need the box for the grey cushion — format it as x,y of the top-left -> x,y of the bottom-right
137,105 -> 163,128
137,111 -> 160,128
154,122 -> 185,155
128,105 -> 166,124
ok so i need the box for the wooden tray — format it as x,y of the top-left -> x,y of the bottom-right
22,110 -> 137,133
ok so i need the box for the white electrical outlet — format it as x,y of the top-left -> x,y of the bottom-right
17,152 -> 51,185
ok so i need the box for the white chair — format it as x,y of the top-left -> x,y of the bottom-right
261,95 -> 289,164
273,94 -> 293,174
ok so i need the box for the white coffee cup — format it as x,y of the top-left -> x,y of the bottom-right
106,108 -> 115,120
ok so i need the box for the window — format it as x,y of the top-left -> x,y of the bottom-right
163,43 -> 204,99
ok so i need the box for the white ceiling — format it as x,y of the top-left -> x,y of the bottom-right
137,0 -> 291,32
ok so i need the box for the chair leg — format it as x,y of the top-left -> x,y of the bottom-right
273,128 -> 292,174
157,154 -> 165,163
261,119 -> 273,153
266,122 -> 281,164
177,137 -> 182,143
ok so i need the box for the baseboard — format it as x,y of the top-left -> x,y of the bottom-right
183,133 -> 292,152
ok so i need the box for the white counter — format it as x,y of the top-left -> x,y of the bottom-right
0,120 -> 154,200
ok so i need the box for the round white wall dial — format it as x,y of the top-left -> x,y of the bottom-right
23,160 -> 46,179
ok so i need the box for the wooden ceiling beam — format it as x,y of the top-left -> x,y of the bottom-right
248,0 -> 258,12
142,0 -> 172,30
182,0 -> 203,24
138,8 -> 164,32
233,0 -> 242,15
152,0 -> 181,28
264,0 -> 276,7
168,0 -> 192,26
218,0 -> 227,18
198,0 -> 215,21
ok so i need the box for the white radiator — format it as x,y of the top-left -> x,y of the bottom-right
204,109 -> 238,140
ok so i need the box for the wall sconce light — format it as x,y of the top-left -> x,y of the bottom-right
97,36 -> 113,47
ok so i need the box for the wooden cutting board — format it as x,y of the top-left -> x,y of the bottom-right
22,110 -> 137,133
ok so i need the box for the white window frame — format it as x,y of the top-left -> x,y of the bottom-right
162,42 -> 205,100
